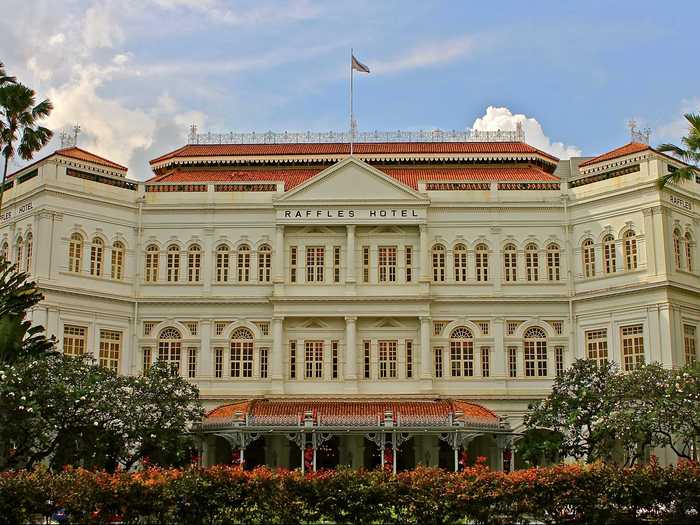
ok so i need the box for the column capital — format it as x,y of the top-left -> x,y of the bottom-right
344,315 -> 358,322
272,315 -> 285,322
346,224 -> 356,232
419,315 -> 432,323
276,224 -> 285,232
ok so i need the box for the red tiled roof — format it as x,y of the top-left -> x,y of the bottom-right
147,166 -> 558,191
150,142 -> 559,165
55,147 -> 128,171
205,398 -> 498,426
578,142 -> 651,167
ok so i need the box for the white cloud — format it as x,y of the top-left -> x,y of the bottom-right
372,35 -> 474,75
48,33 -> 65,46
655,98 -> 700,144
471,106 -> 581,159
83,4 -> 125,49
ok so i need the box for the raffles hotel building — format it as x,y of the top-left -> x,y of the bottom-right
2,127 -> 699,471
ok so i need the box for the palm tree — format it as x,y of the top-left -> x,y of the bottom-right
657,113 -> 700,188
0,83 -> 53,211
0,61 -> 16,85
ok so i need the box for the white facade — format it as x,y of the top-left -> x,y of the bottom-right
2,140 -> 699,448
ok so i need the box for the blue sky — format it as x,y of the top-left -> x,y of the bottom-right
1,0 -> 698,179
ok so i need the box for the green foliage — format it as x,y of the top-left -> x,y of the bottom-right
657,112 -> 700,188
1,462 -> 700,524
526,359 -> 700,465
0,257 -> 55,365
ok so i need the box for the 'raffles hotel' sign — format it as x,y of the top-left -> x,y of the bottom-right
278,207 -> 426,223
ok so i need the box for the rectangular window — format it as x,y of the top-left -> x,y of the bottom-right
333,246 -> 341,283
525,339 -> 547,377
188,248 -> 201,282
481,347 -> 490,377
475,247 -> 488,282
187,347 -> 197,378
215,321 -> 228,336
289,341 -> 297,379
433,320 -> 447,336
214,347 -> 223,378
685,324 -> 698,364
99,330 -> 121,372
378,246 -> 397,283
434,347 -> 443,378
454,247 -> 467,282
167,249 -> 179,282
142,347 -> 152,374
405,340 -> 413,378
555,346 -> 564,377
476,321 -> 490,335
331,340 -> 339,379
290,246 -> 297,283
526,249 -> 539,282
306,247 -> 325,282
504,249 -> 517,282
586,329 -> 608,366
362,246 -> 370,283
547,248 -> 560,281
63,325 -> 86,356
450,340 -> 474,377
305,341 -> 324,379
143,321 -> 155,336
508,347 -> 517,378
378,340 -> 397,379
405,246 -> 413,282
363,340 -> 371,379
254,321 -> 270,336
621,324 -> 644,371
260,347 -> 269,379
258,248 -> 271,283
507,320 -> 522,336
231,341 -> 253,378
216,248 -> 229,282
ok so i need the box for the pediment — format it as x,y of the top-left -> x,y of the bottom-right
374,317 -> 404,328
277,157 -> 426,203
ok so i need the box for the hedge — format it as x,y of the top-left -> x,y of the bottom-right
1,460 -> 699,524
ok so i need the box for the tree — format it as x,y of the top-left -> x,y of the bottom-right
524,359 -> 619,462
0,82 -> 53,212
657,113 -> 700,188
0,62 -> 16,86
0,258 -> 55,365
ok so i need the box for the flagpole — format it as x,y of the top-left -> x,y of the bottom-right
350,47 -> 354,155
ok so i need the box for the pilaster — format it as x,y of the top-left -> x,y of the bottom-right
345,225 -> 356,283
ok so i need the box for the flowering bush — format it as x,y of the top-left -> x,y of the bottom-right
1,461 -> 699,524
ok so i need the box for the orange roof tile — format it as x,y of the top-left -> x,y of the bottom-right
150,141 -> 559,165
55,147 -> 128,171
147,166 -> 557,191
578,142 -> 651,167
203,398 -> 499,427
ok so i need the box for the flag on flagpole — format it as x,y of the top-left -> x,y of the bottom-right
351,54 -> 370,73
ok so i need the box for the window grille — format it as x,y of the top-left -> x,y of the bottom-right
449,327 -> 474,377
378,340 -> 397,379
214,347 -> 223,378
582,239 -> 595,278
685,233 -> 694,272
506,320 -> 522,336
508,347 -> 517,377
481,347 -> 490,377
603,235 -> 616,274
69,233 -> 83,273
333,246 -> 341,283
684,324 -> 697,364
434,347 -> 443,378
188,244 -> 201,282
254,321 -> 270,336
306,247 -> 324,282
258,244 -> 271,282
476,321 -> 489,335
363,340 -> 371,379
362,246 -> 370,283
331,341 -> 339,379
259,347 -> 269,378
230,327 -> 254,378
305,340 -> 323,379
378,246 -> 397,282
290,246 -> 297,283
184,321 -> 198,336
546,320 -> 563,335
454,243 -> 467,282
24,233 -> 32,273
547,243 -> 560,281
99,330 -> 121,372
525,243 -> 539,282
63,325 -> 86,356
143,321 -> 156,336
503,243 -> 517,282
111,241 -> 124,280
555,346 -> 564,377
433,320 -> 447,336
145,244 -> 159,282
623,231 -> 638,271
167,244 -> 180,282
432,244 -> 445,282
524,327 -> 547,377
142,347 -> 152,374
216,244 -> 229,282
289,341 -> 297,379
405,340 -> 413,378
405,245 -> 413,282
586,329 -> 608,366
158,327 -> 182,375
475,243 -> 489,281
237,244 -> 251,282
187,347 -> 197,378
215,321 -> 228,336
673,229 -> 682,270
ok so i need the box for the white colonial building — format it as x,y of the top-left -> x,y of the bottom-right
1,129 -> 698,471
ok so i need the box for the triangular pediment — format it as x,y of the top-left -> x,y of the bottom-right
302,318 -> 329,329
277,157 -> 427,203
374,317 -> 403,328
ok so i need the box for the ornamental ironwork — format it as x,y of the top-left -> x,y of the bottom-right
187,124 -> 525,145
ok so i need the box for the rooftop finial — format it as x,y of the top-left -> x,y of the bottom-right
59,124 -> 81,148
628,119 -> 650,144
188,124 -> 199,144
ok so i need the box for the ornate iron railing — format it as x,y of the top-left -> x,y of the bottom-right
187,125 -> 525,145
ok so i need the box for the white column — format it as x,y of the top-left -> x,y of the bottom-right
199,321 -> 213,378
419,224 -> 430,282
273,225 -> 284,283
345,225 -> 356,283
420,316 -> 432,379
271,316 -> 284,380
493,318 -> 505,378
345,316 -> 357,380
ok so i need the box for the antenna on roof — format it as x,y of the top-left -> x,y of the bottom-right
188,124 -> 199,144
515,122 -> 524,142
59,124 -> 81,148
628,119 -> 650,145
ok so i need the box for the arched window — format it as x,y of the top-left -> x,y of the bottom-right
602,234 -> 616,274
111,241 -> 124,280
1,241 -> 8,260
623,230 -> 638,271
145,244 -> 159,282
525,242 -> 539,282
25,233 -> 33,274
15,236 -> 23,271
475,243 -> 488,282
546,243 -> 560,281
167,244 -> 180,282
188,244 -> 201,282
216,244 -> 229,282
258,244 -> 271,283
449,327 -> 474,377
673,229 -> 682,270
503,243 -> 517,282
685,232 -> 694,272
158,327 -> 182,375
237,244 -> 250,282
432,244 -> 445,282
453,244 -> 467,282
69,233 -> 83,273
90,237 -> 104,276
524,327 -> 548,377
230,327 -> 254,378
582,239 -> 595,278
